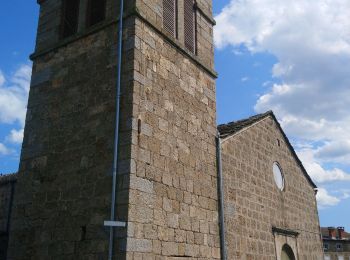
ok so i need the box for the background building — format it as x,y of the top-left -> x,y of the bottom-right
322,227 -> 350,260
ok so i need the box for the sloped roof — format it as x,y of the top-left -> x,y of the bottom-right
320,227 -> 329,237
217,111 -> 317,189
0,173 -> 17,185
218,111 -> 273,138
321,227 -> 350,240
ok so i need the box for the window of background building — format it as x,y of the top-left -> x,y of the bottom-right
323,243 -> 329,250
61,0 -> 80,38
163,0 -> 178,38
184,0 -> 196,54
86,0 -> 107,27
336,244 -> 342,250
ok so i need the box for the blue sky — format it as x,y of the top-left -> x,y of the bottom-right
0,1 -> 38,172
0,1 -> 349,231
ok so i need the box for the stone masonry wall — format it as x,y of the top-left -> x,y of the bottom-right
9,0 -> 219,259
136,0 -> 215,71
34,0 -> 135,52
221,116 -> 324,260
8,11 -> 136,260
0,174 -> 16,259
122,14 -> 220,259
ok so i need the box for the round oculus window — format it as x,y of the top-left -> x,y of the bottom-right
273,162 -> 284,191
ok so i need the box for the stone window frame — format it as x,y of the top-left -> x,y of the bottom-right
272,227 -> 299,260
273,161 -> 285,192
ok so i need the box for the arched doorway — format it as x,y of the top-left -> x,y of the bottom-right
281,244 -> 296,260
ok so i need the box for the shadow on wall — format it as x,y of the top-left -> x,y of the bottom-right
0,173 -> 17,259
281,244 -> 296,260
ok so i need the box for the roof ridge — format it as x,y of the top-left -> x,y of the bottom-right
218,110 -> 274,138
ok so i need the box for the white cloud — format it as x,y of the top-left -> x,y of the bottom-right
0,143 -> 11,155
0,71 -> 5,86
215,0 -> 350,137
317,188 -> 341,208
215,0 -> 350,190
335,189 -> 350,200
342,192 -> 350,200
297,149 -> 350,183
314,141 -> 350,164
215,1 -> 350,54
0,64 -> 31,126
0,65 -> 31,159
241,77 -> 249,82
6,128 -> 24,144
232,49 -> 244,56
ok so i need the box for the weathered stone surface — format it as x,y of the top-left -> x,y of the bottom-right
126,238 -> 153,253
8,0 -> 219,259
9,0 -> 326,259
0,174 -> 16,259
221,115 -> 324,260
8,1 -> 136,258
124,0 -> 220,258
130,175 -> 154,194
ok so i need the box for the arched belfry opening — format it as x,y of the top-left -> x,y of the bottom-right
281,244 -> 296,260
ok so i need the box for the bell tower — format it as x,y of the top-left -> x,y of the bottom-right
8,0 -> 219,259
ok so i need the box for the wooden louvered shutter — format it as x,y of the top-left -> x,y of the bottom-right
87,0 -> 107,27
61,0 -> 80,38
163,0 -> 177,37
184,0 -> 195,53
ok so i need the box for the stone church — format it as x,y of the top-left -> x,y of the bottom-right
218,112 -> 324,259
1,0 -> 323,259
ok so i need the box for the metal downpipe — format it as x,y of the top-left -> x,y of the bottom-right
216,135 -> 227,260
107,0 -> 125,259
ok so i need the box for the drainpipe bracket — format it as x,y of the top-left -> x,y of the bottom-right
104,220 -> 126,227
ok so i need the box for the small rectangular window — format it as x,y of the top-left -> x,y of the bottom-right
323,243 -> 329,250
163,0 -> 177,37
61,0 -> 80,38
336,243 -> 342,250
184,0 -> 196,54
87,0 -> 107,27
